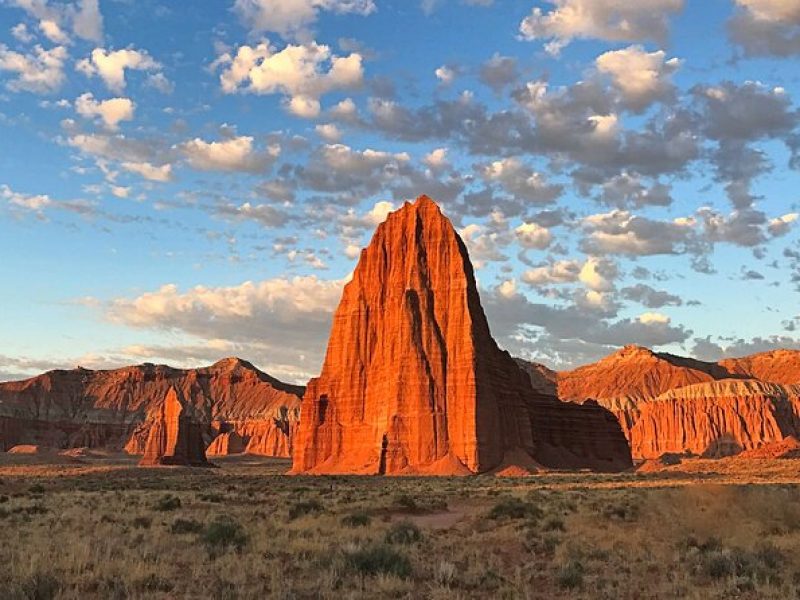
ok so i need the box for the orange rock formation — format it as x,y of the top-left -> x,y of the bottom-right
554,346 -> 800,460
139,387 -> 208,466
291,196 -> 632,475
0,358 -> 302,457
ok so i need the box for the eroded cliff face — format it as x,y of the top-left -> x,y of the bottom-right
291,195 -> 632,475
0,358 -> 302,457
628,380 -> 800,458
139,387 -> 208,466
556,348 -> 800,460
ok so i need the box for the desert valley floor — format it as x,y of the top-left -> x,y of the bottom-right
2,453 -> 800,599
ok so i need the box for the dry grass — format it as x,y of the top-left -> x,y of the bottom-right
0,454 -> 800,598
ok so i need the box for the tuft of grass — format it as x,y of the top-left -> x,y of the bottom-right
344,543 -> 412,578
131,516 -> 152,529
556,560 -> 584,590
341,511 -> 371,527
488,497 -> 543,521
153,494 -> 181,511
385,519 -> 422,545
202,516 -> 248,554
288,499 -> 323,520
171,518 -> 204,534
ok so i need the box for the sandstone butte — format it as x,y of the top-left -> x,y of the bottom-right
535,345 -> 800,460
0,357 -> 302,458
291,195 -> 633,475
139,387 -> 208,466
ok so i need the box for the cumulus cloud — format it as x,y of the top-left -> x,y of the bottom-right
10,0 -> 103,43
595,45 -> 680,112
481,157 -> 562,204
101,276 -> 347,379
519,0 -> 684,55
514,221 -> 552,250
233,0 -> 375,39
0,44 -> 67,93
1,183 -> 95,217
768,212 -> 799,237
213,40 -> 364,118
120,161 -> 173,182
76,47 -> 162,93
581,209 -> 698,256
599,172 -> 672,208
578,257 -> 617,292
179,135 -> 280,173
479,53 -> 518,93
621,283 -> 682,308
74,92 -> 134,130
434,65 -> 456,85
729,0 -> 800,56
522,260 -> 581,286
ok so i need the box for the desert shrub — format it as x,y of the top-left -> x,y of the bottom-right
28,484 -> 45,495
344,543 -> 412,578
0,495 -> 9,503
133,574 -> 174,593
198,492 -> 224,503
171,518 -> 203,534
341,512 -> 371,527
543,517 -> 566,532
385,520 -> 422,545
288,499 -> 323,520
488,497 -> 543,521
131,516 -> 151,529
153,494 -> 181,511
556,560 -> 584,589
202,516 -> 248,553
393,494 -> 418,512
687,538 -> 785,583
17,572 -> 60,600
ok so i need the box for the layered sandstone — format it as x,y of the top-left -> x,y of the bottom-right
291,195 -> 632,475
0,358 -> 302,457
628,380 -> 800,458
555,346 -> 800,460
139,387 -> 208,466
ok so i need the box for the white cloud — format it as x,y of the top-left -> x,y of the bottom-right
519,0 -> 684,55
735,0 -> 800,23
578,257 -> 617,292
768,212 -> 799,237
315,122 -> 342,141
435,65 -> 455,85
582,209 -> 697,256
729,0 -> 800,56
213,40 -> 364,118
595,45 -> 681,111
1,183 -> 94,216
482,157 -> 562,204
74,92 -> 134,130
522,260 -> 581,286
515,221 -> 552,250
638,311 -> 670,325
233,0 -> 375,38
11,0 -> 103,43
120,161 -> 173,182
0,44 -> 67,93
179,136 -> 280,173
423,147 -> 449,170
76,47 -> 161,93
11,23 -> 35,43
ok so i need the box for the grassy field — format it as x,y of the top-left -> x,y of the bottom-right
1,454 -> 800,599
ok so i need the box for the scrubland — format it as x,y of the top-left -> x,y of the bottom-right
1,454 -> 800,599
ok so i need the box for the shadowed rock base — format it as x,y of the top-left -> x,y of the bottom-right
291,196 -> 632,475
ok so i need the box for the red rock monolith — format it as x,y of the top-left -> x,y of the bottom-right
291,195 -> 632,475
139,387 -> 209,466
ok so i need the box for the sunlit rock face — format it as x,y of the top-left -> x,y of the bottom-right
291,195 -> 632,475
139,387 -> 208,467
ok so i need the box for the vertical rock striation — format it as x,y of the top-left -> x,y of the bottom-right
139,387 -> 208,466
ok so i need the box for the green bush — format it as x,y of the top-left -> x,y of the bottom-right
171,518 -> 204,534
341,512 -> 371,527
385,519 -> 422,545
556,560 -> 584,589
344,543 -> 412,578
202,517 -> 249,553
488,497 -> 543,521
153,494 -> 181,511
288,499 -> 323,520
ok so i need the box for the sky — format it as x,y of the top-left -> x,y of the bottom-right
0,0 -> 799,384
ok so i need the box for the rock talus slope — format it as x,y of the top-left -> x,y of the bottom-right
291,195 -> 632,475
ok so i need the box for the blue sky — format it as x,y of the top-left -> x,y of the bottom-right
1,0 -> 799,383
